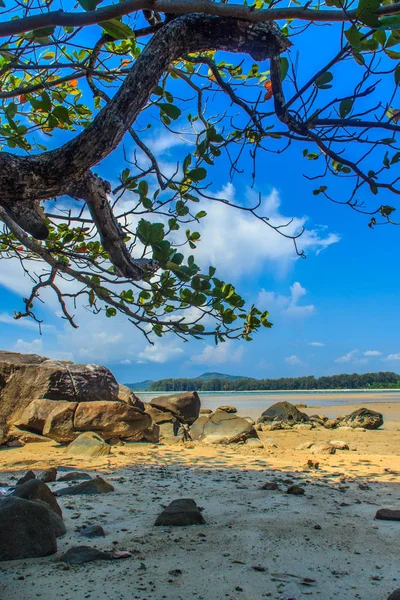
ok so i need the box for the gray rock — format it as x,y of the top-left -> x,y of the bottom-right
39,467 -> 57,483
58,471 -> 92,482
78,524 -> 105,538
287,485 -> 305,496
59,546 -> 111,565
154,499 -> 205,526
66,432 -> 111,457
245,437 -> 264,448
388,590 -> 400,600
191,412 -> 256,444
258,401 -> 309,424
56,476 -> 114,496
13,479 -> 62,517
261,482 -> 279,490
17,469 -> 36,486
0,496 -> 57,560
339,408 -> 383,430
375,508 -> 400,521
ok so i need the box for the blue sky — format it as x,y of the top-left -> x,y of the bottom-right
0,12 -> 399,383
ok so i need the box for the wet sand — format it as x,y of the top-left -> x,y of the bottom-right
0,400 -> 399,600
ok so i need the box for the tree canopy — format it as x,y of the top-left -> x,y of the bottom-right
0,0 -> 399,344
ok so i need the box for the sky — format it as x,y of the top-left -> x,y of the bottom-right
0,10 -> 399,384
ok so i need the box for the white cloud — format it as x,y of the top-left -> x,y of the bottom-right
258,281 -> 315,319
191,185 -> 339,277
309,341 -> 325,347
120,359 -> 132,365
137,342 -> 184,364
335,349 -> 359,363
285,354 -> 303,365
385,354 -> 400,361
13,338 -> 43,354
364,350 -> 382,357
191,340 -> 244,365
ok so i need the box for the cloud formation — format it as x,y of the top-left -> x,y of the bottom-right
191,340 -> 244,365
285,354 -> 303,366
258,282 -> 315,320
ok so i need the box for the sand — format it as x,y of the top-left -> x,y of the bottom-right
0,401 -> 399,600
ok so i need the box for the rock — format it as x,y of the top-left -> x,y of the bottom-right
39,467 -> 57,483
258,401 -> 309,424
191,412 -> 256,444
216,406 -> 237,413
339,408 -> 383,430
263,438 -> 279,448
260,421 -> 282,431
13,479 -> 62,517
144,405 -> 177,424
17,470 -> 36,485
287,485 -> 305,496
6,439 -> 24,448
9,429 -> 53,444
329,440 -> 349,450
150,392 -> 200,425
245,437 -> 264,449
66,432 -> 111,457
0,496 -> 57,560
261,482 -> 279,490
309,415 -> 328,427
296,442 -> 314,450
306,459 -> 319,470
73,401 -> 151,439
59,546 -> 112,565
14,399 -> 67,435
200,408 -> 213,415
78,524 -> 105,538
157,422 -> 185,444
323,418 -> 341,429
313,442 -> 336,455
0,351 -> 119,433
375,508 -> 400,521
295,403 -> 307,409
388,590 -> 400,600
293,423 -> 313,431
243,417 -> 255,425
56,476 -> 114,496
42,402 -> 78,443
154,499 -> 205,526
58,471 -> 92,482
118,384 -> 145,410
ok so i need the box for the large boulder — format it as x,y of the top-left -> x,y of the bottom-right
13,399 -> 65,434
191,411 -> 256,444
150,392 -> 200,425
0,496 -> 57,561
12,479 -> 62,517
0,351 -> 119,434
339,408 -> 383,430
258,401 -> 309,424
42,402 -> 78,443
66,432 -> 111,457
118,384 -> 145,410
73,401 -> 151,439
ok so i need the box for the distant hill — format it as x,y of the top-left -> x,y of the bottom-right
196,372 -> 247,381
125,380 -> 153,391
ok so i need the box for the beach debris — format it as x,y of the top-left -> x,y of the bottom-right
154,499 -> 206,526
39,467 -> 57,483
58,471 -> 92,482
287,485 -> 305,496
78,524 -> 106,538
13,479 -> 62,516
375,508 -> 400,521
0,497 -> 57,560
56,476 -> 114,496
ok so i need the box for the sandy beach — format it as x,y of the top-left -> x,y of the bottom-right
1,399 -> 399,600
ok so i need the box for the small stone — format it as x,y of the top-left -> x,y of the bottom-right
16,470 -> 36,486
154,499 -> 205,526
56,476 -> 114,496
245,437 -> 264,449
59,546 -> 112,565
296,442 -> 314,450
263,438 -> 278,448
39,467 -> 57,483
58,472 -> 92,482
376,509 -> 400,521
78,524 -> 105,538
261,482 -> 279,491
313,524 -> 322,530
7,439 -> 25,448
313,442 -> 335,455
287,485 -> 305,496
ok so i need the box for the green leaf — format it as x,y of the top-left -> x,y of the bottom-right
187,168 -> 207,182
52,105 -> 71,124
356,0 -> 381,28
101,19 -> 135,39
280,57 -> 289,81
377,15 -> 400,30
345,25 -> 362,49
78,0 -> 102,10
30,26 -> 55,40
385,49 -> 400,59
395,65 -> 400,86
373,29 -> 386,46
159,103 -> 181,120
0,0 -> 5,7
339,98 -> 353,118
315,71 -> 333,89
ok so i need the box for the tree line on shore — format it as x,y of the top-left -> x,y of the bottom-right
148,372 -> 400,392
